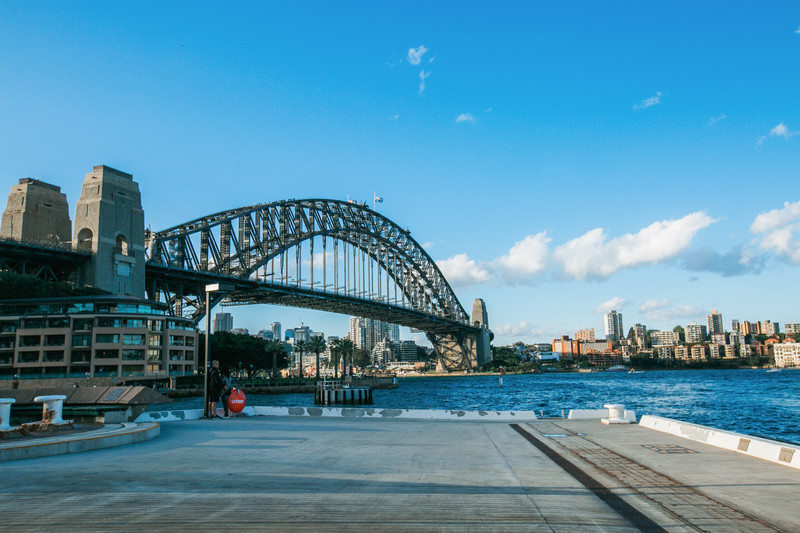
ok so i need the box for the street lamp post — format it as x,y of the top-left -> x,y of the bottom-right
203,282 -> 234,418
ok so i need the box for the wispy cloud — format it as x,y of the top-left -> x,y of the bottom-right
455,113 -> 475,123
750,200 -> 800,264
593,297 -> 629,314
493,321 -> 546,339
757,122 -> 798,145
407,45 -> 428,65
708,114 -> 726,125
795,26 -> 800,34
639,299 -> 703,322
680,245 -> 764,277
552,212 -> 717,280
387,114 -> 400,121
633,91 -> 662,110
418,69 -> 430,95
483,107 -> 493,113
436,253 -> 492,287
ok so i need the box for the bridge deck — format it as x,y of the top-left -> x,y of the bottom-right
1,416 -> 797,531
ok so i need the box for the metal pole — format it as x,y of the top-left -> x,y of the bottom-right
203,289 -> 210,418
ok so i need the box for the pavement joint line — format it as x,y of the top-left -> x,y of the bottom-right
535,421 -> 783,532
510,423 -> 667,533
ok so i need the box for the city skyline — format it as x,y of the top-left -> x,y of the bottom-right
2,3 -> 799,345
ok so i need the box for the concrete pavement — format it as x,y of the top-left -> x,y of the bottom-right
1,416 -> 797,532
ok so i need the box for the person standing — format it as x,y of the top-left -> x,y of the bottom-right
208,360 -> 223,418
499,366 -> 506,387
220,368 -> 232,419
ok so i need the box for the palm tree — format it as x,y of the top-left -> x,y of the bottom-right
308,335 -> 327,380
293,339 -> 307,378
329,338 -> 341,379
264,340 -> 285,379
339,338 -> 355,377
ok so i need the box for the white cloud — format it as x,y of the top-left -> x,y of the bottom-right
633,91 -> 662,110
593,297 -> 628,315
493,232 -> 550,283
639,299 -> 703,322
455,113 -> 475,123
795,26 -> 800,34
758,123 -> 797,145
493,321 -> 544,339
436,253 -> 492,287
387,114 -> 400,121
750,200 -> 800,264
708,114 -> 726,125
407,45 -> 428,65
553,212 -> 716,280
418,69 -> 430,95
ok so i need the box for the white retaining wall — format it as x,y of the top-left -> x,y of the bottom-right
639,415 -> 800,470
136,406 -> 539,423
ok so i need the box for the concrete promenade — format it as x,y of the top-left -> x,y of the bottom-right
1,416 -> 798,532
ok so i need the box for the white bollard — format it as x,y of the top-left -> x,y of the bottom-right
33,395 -> 68,424
601,403 -> 629,425
0,398 -> 15,430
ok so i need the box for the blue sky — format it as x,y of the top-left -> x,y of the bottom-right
2,2 -> 799,345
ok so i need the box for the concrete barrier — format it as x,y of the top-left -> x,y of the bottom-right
568,408 -> 637,422
0,398 -> 15,430
639,415 -> 800,470
136,406 -> 539,422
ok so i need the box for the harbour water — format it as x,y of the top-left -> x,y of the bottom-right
151,369 -> 800,444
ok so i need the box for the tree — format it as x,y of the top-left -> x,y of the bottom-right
204,331 -> 287,377
293,340 -> 307,377
627,327 -> 636,342
328,339 -> 341,378
308,335 -> 326,380
338,339 -> 354,375
264,339 -> 285,379
353,348 -> 371,369
673,325 -> 685,343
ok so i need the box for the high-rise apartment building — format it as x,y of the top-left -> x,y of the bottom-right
785,323 -> 800,335
213,312 -> 233,333
651,330 -> 680,346
603,310 -> 624,342
349,316 -> 395,352
270,322 -> 281,342
707,309 -> 723,335
633,324 -> 647,348
731,319 -> 740,333
685,323 -> 707,344
758,321 -> 780,336
575,328 -> 596,342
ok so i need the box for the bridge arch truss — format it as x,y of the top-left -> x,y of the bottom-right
145,199 -> 486,370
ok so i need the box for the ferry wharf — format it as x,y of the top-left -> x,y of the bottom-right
1,412 -> 798,532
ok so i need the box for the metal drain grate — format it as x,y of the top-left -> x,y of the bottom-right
641,444 -> 698,454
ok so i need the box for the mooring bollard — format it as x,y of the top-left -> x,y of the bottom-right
33,395 -> 68,424
601,403 -> 629,425
0,398 -> 15,430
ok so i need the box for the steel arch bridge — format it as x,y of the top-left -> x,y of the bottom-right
144,199 -> 491,371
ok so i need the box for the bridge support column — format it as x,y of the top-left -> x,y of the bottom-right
427,333 -> 475,372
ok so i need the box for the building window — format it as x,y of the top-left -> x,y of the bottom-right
72,334 -> 92,347
21,318 -> 44,329
0,354 -> 12,365
93,365 -> 118,376
72,318 -> 93,331
76,227 -> 93,251
18,352 -> 39,363
122,349 -> 145,360
47,317 -> 69,328
122,365 -> 144,376
19,335 -> 41,347
168,364 -> 183,374
123,334 -> 145,345
148,334 -> 161,346
0,337 -> 15,349
0,321 -> 17,333
45,335 -> 66,346
115,234 -> 129,255
146,363 -> 161,374
169,336 -> 184,346
96,333 -> 120,344
185,337 -> 195,347
184,351 -> 194,361
169,350 -> 183,361
147,348 -> 161,361
96,318 -> 121,328
96,349 -> 119,359
123,319 -> 146,329
148,320 -> 163,332
43,351 -> 64,362
71,350 -> 91,363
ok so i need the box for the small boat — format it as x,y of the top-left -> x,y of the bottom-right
628,369 -> 643,374
606,365 -> 627,372
766,368 -> 782,373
